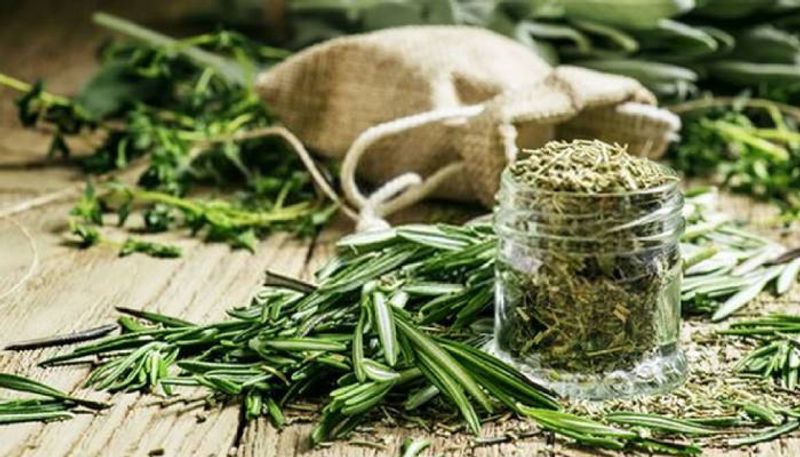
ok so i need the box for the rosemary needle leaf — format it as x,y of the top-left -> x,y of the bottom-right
403,282 -> 465,296
415,350 -> 482,435
519,407 -> 637,440
777,257 -> 800,295
633,438 -> 702,456
245,391 -> 262,420
712,266 -> 783,321
397,225 -> 471,251
336,228 -> 398,251
361,359 -> 400,382
439,340 -> 559,410
400,437 -> 431,457
0,411 -> 76,425
728,420 -> 800,447
404,385 -> 440,410
738,402 -> 784,426
732,246 -> 784,277
260,337 -> 347,352
352,310 -> 367,383
605,412 -> 719,435
115,307 -> 194,327
339,382 -> 394,416
395,317 -> 493,414
266,397 -> 285,427
0,373 -> 108,411
4,324 -> 117,351
371,290 -> 398,367
263,270 -> 317,293
519,407 -> 628,450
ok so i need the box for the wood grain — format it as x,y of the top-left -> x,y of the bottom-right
1,1 -> 800,456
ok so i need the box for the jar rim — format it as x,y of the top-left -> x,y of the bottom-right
493,198 -> 684,221
499,167 -> 681,199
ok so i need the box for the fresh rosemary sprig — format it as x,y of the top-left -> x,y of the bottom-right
34,200 -> 799,450
0,373 -> 108,425
41,224 -> 561,441
4,324 -> 117,351
722,315 -> 800,390
519,408 -> 704,455
680,188 -> 800,320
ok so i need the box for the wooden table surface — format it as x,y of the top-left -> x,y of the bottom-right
1,2 -> 799,456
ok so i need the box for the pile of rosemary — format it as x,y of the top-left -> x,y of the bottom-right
2,188 -> 795,454
724,314 -> 800,390
495,141 -> 683,377
0,13 -> 335,256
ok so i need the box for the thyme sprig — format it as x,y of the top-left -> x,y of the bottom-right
0,14 -> 335,255
671,97 -> 800,221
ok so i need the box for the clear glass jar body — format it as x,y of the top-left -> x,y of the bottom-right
492,170 -> 687,399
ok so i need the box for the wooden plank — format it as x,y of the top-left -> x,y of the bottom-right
0,197 -> 318,456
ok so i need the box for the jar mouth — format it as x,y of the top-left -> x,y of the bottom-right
494,166 -> 686,254
494,222 -> 685,255
493,197 -> 684,225
499,168 -> 681,200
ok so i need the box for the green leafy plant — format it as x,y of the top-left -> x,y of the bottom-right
722,314 -> 800,390
680,188 -> 800,320
281,0 -> 800,101
0,13 -> 335,256
27,193 -> 799,451
670,97 -> 800,221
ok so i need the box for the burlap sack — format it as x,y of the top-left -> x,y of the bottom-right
255,26 -> 679,225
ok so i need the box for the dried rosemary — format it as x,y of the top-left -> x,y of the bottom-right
494,140 -> 684,396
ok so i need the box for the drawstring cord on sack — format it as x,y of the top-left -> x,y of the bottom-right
340,104 -> 485,231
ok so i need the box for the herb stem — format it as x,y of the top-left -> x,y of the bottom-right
92,12 -> 247,86
0,73 -> 70,105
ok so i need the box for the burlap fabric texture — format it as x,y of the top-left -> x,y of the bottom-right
255,26 -> 680,222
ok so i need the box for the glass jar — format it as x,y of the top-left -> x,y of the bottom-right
492,168 -> 687,399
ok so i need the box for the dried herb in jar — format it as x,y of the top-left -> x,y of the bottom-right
494,140 -> 685,394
